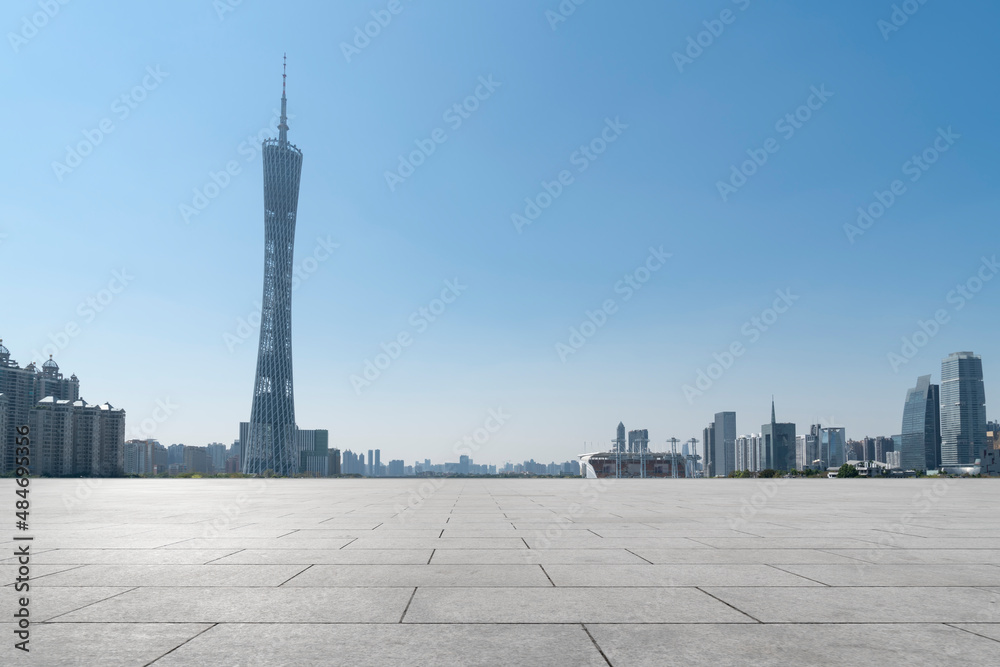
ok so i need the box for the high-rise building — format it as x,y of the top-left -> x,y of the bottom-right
0,394 -> 7,456
735,434 -> 762,472
388,460 -> 405,476
713,412 -> 736,477
627,429 -> 649,454
206,443 -> 227,473
375,449 -> 382,476
874,436 -> 894,464
168,443 -> 185,465
885,451 -> 901,469
31,397 -> 74,476
761,400 -> 796,471
29,396 -> 125,476
1,341 -> 41,472
940,352 -> 987,466
615,422 -> 626,453
702,422 -> 716,477
367,449 -> 374,476
184,446 -> 208,474
820,427 -> 847,469
329,448 -> 341,475
900,375 -> 941,471
244,60 -> 305,477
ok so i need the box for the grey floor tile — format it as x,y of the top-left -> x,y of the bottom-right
630,548 -> 862,564
404,587 -> 755,623
152,623 -> 609,667
430,548 -> 647,565
283,563 -> 551,587
777,563 -> 1000,586
0,623 -> 211,667
543,563 -> 821,587
33,564 -> 307,587
3,548 -> 240,565
212,549 -> 433,565
54,586 -> 413,623
587,623 -> 999,666
703,586 -> 999,622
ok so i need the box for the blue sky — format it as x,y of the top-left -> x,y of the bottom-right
1,0 -> 997,465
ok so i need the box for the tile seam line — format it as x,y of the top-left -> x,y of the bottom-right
695,587 -> 763,624
399,587 -> 418,623
943,622 -> 1000,644
202,549 -> 245,564
41,586 -> 140,622
581,623 -> 613,666
277,564 -> 314,587
144,622 -> 219,666
763,563 -> 831,587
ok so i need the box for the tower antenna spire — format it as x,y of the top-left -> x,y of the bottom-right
278,53 -> 289,145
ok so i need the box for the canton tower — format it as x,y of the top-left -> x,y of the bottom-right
244,56 -> 303,476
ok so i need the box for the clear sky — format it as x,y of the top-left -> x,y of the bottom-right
1,0 -> 997,465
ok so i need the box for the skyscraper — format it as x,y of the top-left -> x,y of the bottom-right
244,58 -> 305,477
702,422 -> 715,477
627,429 -> 649,454
761,399 -> 796,471
900,375 -> 941,471
615,421 -> 626,453
820,426 -> 847,469
713,412 -> 736,477
939,351 -> 987,466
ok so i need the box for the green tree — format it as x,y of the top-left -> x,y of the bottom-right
837,464 -> 859,478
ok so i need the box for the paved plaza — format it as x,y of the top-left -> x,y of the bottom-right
2,478 -> 1000,666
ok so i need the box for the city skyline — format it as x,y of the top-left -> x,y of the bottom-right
1,2 -> 998,462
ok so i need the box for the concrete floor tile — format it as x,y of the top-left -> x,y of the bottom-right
54,586 -> 414,623
586,623 -> 1000,666
703,586 -> 1000,622
152,623 -> 610,667
33,564 -> 307,587
283,563 -> 551,587
404,587 -> 755,623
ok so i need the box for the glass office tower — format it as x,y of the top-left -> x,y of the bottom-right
939,352 -> 987,466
